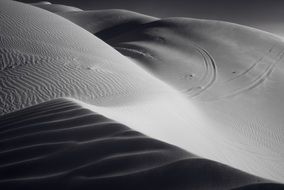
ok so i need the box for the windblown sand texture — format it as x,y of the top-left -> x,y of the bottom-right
0,0 -> 284,188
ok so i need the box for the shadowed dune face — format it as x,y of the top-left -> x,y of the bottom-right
58,9 -> 158,39
1,0 -> 284,186
1,98 -> 283,190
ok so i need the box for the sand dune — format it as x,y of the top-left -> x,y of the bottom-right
1,98 -> 283,190
1,0 -> 284,188
0,0 -> 173,115
54,7 -> 284,182
60,9 -> 284,99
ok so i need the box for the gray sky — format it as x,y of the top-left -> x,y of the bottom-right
17,0 -> 284,36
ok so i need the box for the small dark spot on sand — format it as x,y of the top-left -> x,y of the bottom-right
184,74 -> 194,79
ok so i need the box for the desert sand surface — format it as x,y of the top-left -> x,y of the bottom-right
2,98 -> 282,189
0,0 -> 284,188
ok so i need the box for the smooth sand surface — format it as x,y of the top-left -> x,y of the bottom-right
0,0 -> 284,187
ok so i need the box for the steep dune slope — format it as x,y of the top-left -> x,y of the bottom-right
1,98 -> 283,190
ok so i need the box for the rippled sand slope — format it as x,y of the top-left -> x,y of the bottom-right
0,0 -> 171,115
1,98 -> 283,190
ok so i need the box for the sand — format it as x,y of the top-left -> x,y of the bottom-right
0,98 -> 282,189
0,0 -> 284,188
58,7 -> 284,182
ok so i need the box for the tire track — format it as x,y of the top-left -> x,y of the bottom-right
218,45 -> 284,99
184,43 -> 217,98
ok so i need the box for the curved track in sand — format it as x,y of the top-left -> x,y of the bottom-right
223,45 -> 277,84
183,43 -> 217,98
113,42 -> 217,98
215,45 -> 284,99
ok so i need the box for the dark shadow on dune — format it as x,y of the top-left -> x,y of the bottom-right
95,21 -> 153,41
232,183 -> 284,190
0,98 -> 283,189
55,9 -> 157,42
